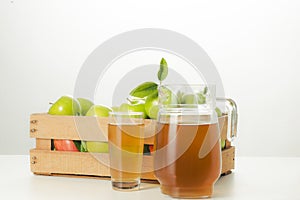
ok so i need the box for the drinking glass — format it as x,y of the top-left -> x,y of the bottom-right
108,112 -> 144,191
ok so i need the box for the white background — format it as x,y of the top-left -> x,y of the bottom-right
1,0 -> 300,156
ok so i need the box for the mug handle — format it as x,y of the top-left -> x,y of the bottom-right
216,98 -> 238,141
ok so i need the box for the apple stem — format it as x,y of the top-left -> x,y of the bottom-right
49,102 -> 53,105
126,97 -> 132,104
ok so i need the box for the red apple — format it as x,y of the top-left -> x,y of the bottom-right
53,139 -> 79,152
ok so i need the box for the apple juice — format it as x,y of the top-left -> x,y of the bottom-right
108,124 -> 144,189
154,123 -> 221,198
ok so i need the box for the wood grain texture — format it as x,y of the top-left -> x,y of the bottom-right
30,113 -> 155,144
218,115 -> 228,140
36,139 -> 51,150
30,147 -> 235,181
30,113 -> 228,143
221,146 -> 235,174
30,149 -> 156,180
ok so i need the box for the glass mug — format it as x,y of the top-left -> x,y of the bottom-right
154,84 -> 222,198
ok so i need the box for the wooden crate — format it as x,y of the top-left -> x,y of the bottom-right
29,113 -> 235,181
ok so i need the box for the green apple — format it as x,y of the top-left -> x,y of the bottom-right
145,92 -> 159,119
111,106 -> 120,112
159,86 -> 178,105
215,107 -> 222,117
85,105 -> 112,153
181,93 -> 206,105
85,105 -> 112,117
77,98 -> 94,116
48,96 -> 81,116
86,141 -> 109,153
119,103 -> 148,119
182,94 -> 198,104
221,139 -> 226,149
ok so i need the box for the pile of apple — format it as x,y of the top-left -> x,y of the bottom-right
48,58 -> 226,153
48,58 -> 168,153
48,96 -> 112,152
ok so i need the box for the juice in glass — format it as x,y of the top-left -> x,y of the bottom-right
108,112 -> 144,190
154,122 -> 221,198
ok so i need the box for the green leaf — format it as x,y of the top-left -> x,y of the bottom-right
129,82 -> 158,98
157,58 -> 168,82
203,86 -> 208,95
198,93 -> 206,104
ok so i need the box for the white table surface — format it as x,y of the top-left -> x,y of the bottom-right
1,156 -> 300,200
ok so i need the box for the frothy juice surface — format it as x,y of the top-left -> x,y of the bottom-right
154,123 -> 221,198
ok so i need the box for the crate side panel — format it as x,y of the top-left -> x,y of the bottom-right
219,115 -> 228,140
141,155 -> 156,180
221,146 -> 235,174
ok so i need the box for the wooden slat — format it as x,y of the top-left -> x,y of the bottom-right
30,149 -> 111,177
30,113 -> 228,143
30,149 -> 156,180
221,146 -> 235,174
218,115 -> 228,140
32,173 -> 159,184
30,146 -> 234,181
36,139 -> 51,150
225,139 -> 231,149
30,113 -> 155,144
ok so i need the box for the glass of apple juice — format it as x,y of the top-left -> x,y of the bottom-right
108,112 -> 144,191
154,84 -> 221,198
